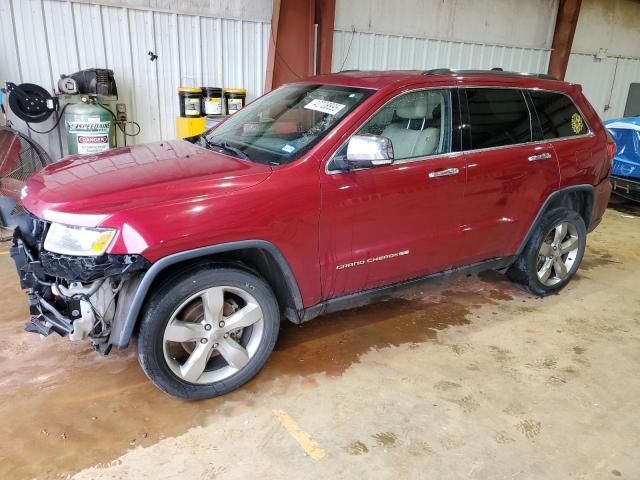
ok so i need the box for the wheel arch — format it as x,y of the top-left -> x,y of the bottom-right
110,240 -> 304,349
516,184 -> 595,256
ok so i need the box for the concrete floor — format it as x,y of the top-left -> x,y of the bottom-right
1,201 -> 639,480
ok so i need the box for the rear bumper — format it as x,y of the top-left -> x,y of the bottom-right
589,177 -> 612,233
610,175 -> 640,203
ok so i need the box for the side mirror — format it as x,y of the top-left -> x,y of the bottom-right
345,134 -> 394,169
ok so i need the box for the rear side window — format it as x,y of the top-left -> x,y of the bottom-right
528,91 -> 588,140
465,88 -> 531,149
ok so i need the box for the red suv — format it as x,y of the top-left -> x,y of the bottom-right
10,69 -> 612,399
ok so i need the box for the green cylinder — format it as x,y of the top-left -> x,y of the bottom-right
64,100 -> 115,155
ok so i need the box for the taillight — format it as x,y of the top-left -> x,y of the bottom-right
607,141 -> 616,162
606,131 -> 616,164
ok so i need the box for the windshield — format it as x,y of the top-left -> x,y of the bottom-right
192,84 -> 374,165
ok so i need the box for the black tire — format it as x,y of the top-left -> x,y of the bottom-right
137,266 -> 279,400
507,207 -> 586,296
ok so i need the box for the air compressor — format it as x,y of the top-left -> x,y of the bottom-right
64,98 -> 115,155
58,69 -> 118,154
4,69 -> 138,156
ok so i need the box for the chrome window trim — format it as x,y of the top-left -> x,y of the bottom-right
523,89 -> 534,144
324,85 -> 595,175
330,151 -> 465,174
325,87 -> 454,175
462,133 -> 595,156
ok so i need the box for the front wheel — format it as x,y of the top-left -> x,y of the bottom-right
507,207 -> 587,296
137,267 -> 280,400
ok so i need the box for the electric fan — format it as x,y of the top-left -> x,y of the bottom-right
0,126 -> 52,235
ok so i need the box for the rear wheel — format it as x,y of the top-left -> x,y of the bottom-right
507,207 -> 586,296
137,267 -> 279,400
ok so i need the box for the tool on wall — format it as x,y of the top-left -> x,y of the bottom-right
4,68 -> 140,156
5,82 -> 58,124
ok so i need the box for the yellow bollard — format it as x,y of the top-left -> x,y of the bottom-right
176,116 -> 206,138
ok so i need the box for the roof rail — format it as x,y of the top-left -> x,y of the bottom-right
422,68 -> 557,81
423,68 -> 454,75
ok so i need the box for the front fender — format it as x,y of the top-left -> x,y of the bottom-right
109,239 -> 303,348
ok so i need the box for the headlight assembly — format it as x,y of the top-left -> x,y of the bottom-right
44,223 -> 117,256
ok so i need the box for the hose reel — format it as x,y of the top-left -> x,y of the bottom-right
6,82 -> 58,124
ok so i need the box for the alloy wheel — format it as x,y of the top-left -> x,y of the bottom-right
162,286 -> 265,384
536,221 -> 580,287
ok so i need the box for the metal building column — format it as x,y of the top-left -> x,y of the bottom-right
316,0 -> 336,75
548,0 -> 582,80
265,0 -> 335,90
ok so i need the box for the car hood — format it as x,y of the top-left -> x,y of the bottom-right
21,140 -> 272,227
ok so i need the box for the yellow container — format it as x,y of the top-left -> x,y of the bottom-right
202,87 -> 224,115
224,88 -> 247,115
177,87 -> 203,117
176,116 -> 206,138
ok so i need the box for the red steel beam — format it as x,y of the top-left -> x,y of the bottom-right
265,0 -> 335,91
317,0 -> 336,75
548,0 -> 582,80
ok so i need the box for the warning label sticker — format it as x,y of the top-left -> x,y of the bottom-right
77,134 -> 109,154
304,99 -> 346,115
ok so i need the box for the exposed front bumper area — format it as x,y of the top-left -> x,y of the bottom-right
10,217 -> 150,353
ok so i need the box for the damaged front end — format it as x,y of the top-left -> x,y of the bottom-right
10,216 -> 150,354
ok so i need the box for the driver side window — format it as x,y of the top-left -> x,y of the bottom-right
331,89 -> 452,169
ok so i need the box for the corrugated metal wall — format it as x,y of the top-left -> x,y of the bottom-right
565,0 -> 640,120
0,0 -> 270,160
332,29 -> 551,75
566,54 -> 640,120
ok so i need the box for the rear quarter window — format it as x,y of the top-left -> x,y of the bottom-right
529,91 -> 589,140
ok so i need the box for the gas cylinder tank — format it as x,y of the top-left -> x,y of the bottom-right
64,100 -> 115,155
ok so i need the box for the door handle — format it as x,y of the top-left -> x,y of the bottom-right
528,152 -> 552,162
428,167 -> 459,178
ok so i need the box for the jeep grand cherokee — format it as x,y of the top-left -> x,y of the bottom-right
10,69 -> 613,399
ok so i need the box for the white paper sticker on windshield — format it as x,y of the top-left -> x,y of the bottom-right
304,99 -> 346,115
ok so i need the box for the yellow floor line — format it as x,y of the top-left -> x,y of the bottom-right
0,251 -> 9,255
273,410 -> 326,460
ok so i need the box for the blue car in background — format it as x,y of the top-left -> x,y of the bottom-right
605,117 -> 640,202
